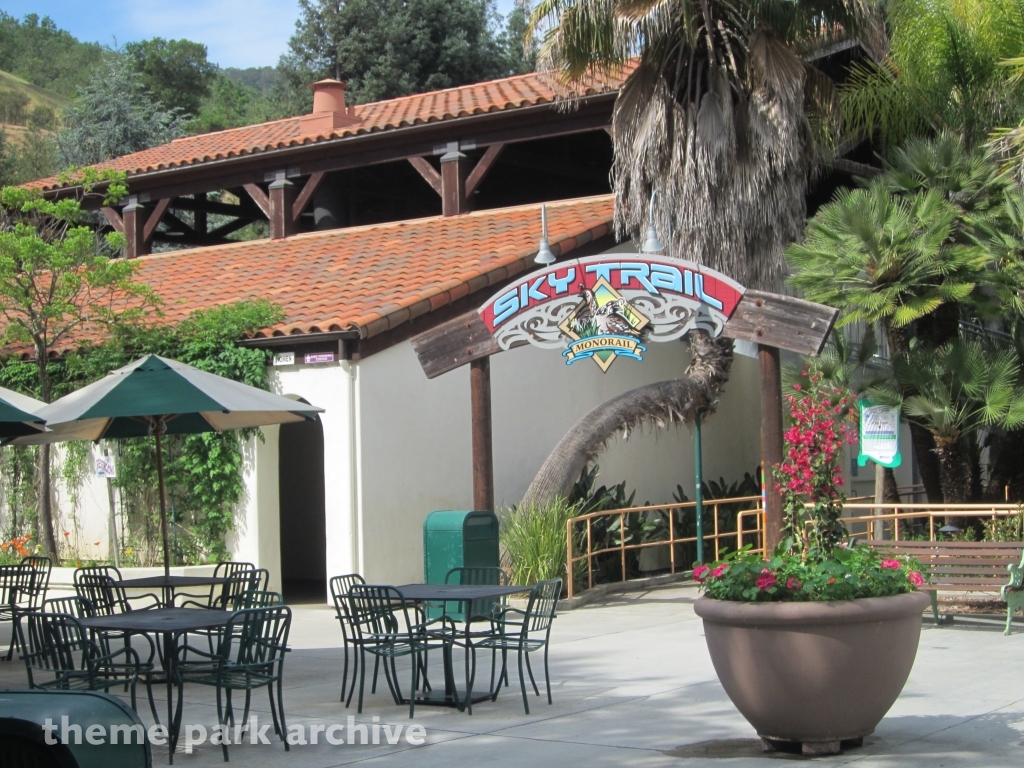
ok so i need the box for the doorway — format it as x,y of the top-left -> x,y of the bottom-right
278,410 -> 327,603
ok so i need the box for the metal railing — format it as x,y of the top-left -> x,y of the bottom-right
564,496 -> 764,599
838,502 -> 1023,542
564,498 -> 1024,599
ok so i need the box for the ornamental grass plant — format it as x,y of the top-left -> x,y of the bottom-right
696,373 -> 924,602
500,497 -> 579,586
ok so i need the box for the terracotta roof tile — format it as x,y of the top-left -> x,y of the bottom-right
29,68 -> 631,192
120,195 -> 614,344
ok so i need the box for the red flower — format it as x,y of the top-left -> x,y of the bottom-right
786,577 -> 802,590
908,572 -> 924,587
880,558 -> 900,570
693,565 -> 710,582
712,564 -> 729,578
756,569 -> 777,590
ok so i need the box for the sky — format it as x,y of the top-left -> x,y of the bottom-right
0,0 -> 521,69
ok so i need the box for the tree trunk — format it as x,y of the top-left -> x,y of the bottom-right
935,439 -> 969,504
35,354 -> 58,562
884,467 -> 901,502
522,334 -> 733,507
886,324 -> 944,503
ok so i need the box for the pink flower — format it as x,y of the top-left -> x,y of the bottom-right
786,577 -> 802,590
693,565 -> 710,582
756,569 -> 777,591
880,558 -> 900,570
908,572 -> 924,587
712,564 -> 728,578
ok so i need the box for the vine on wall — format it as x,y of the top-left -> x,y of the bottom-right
0,299 -> 284,564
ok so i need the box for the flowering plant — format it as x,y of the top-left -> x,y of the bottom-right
0,534 -> 32,565
695,546 -> 925,602
774,372 -> 858,558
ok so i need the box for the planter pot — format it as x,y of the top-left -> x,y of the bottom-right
694,591 -> 930,755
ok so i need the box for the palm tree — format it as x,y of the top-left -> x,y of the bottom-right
785,136 -> 1006,501
880,340 -> 1024,502
528,0 -> 881,291
842,0 -> 1024,151
519,1 -> 881,509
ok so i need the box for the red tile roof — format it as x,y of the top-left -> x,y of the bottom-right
30,68 -> 630,193
130,195 -> 614,342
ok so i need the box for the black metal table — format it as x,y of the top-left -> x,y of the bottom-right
395,583 -> 530,709
113,575 -> 232,609
79,607 -> 233,763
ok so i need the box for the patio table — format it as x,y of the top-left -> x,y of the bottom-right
79,606 -> 233,763
113,575 -> 232,609
395,583 -> 530,709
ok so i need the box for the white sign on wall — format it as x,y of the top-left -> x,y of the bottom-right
96,456 -> 116,478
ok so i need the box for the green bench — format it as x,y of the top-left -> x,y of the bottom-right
862,539 -> 1024,635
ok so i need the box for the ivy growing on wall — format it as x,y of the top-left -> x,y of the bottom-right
0,299 -> 284,563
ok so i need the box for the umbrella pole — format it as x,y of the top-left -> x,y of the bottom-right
155,427 -> 171,579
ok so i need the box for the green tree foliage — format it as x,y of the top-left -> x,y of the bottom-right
60,300 -> 285,562
841,0 -> 1024,150
124,38 -> 218,117
878,341 -> 1024,502
0,171 -> 156,558
276,0 -> 528,111
56,55 -> 186,168
190,76 -> 278,133
0,13 -> 103,97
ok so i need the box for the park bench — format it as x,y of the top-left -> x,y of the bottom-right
861,540 -> 1024,635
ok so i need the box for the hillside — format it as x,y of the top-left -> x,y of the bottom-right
0,70 -> 66,111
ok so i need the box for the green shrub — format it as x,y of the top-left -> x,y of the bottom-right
500,498 -> 580,586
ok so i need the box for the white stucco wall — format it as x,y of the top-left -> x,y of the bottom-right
355,337 -> 764,586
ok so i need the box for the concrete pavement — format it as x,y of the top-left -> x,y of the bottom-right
2,583 -> 1022,766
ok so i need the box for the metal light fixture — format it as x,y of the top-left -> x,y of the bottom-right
534,204 -> 556,265
641,190 -> 666,254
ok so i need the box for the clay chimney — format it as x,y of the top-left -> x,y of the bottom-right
300,79 -> 361,134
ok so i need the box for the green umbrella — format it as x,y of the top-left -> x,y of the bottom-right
16,355 -> 323,576
0,385 -> 46,437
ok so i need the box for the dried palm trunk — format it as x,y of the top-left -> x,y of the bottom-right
522,333 -> 733,507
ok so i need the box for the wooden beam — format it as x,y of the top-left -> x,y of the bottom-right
441,150 -> 470,215
414,290 -> 838,379
828,157 -> 882,178
269,177 -> 297,239
142,198 -> 171,243
410,311 -> 505,379
722,290 -> 838,357
122,197 -> 147,258
160,211 -> 196,236
464,142 -> 505,198
291,171 -> 326,222
166,196 -> 258,218
408,156 -> 441,195
101,207 -> 123,233
470,357 -> 494,511
66,97 -> 617,208
759,344 -> 784,553
243,183 -> 271,218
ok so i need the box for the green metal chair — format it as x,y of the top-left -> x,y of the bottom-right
1,563 -> 35,661
329,573 -> 371,706
444,566 -> 512,701
172,604 -> 292,761
474,578 -> 561,714
347,584 -> 455,718
16,609 -> 159,723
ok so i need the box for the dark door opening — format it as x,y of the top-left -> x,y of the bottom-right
278,411 -> 327,603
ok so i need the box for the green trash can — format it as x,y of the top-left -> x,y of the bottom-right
423,510 -> 500,620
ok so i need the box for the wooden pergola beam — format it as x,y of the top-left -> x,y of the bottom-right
243,183 -> 271,219
291,171 -> 326,222
408,157 -> 441,194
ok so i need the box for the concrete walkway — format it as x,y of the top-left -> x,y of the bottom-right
2,583 -> 1022,766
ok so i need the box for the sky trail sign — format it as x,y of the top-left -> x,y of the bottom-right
477,255 -> 745,372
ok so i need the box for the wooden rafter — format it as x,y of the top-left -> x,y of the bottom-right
142,198 -> 171,243
291,171 -> 326,222
465,143 -> 505,197
243,183 -> 271,218
408,156 -> 442,194
101,207 -> 124,233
